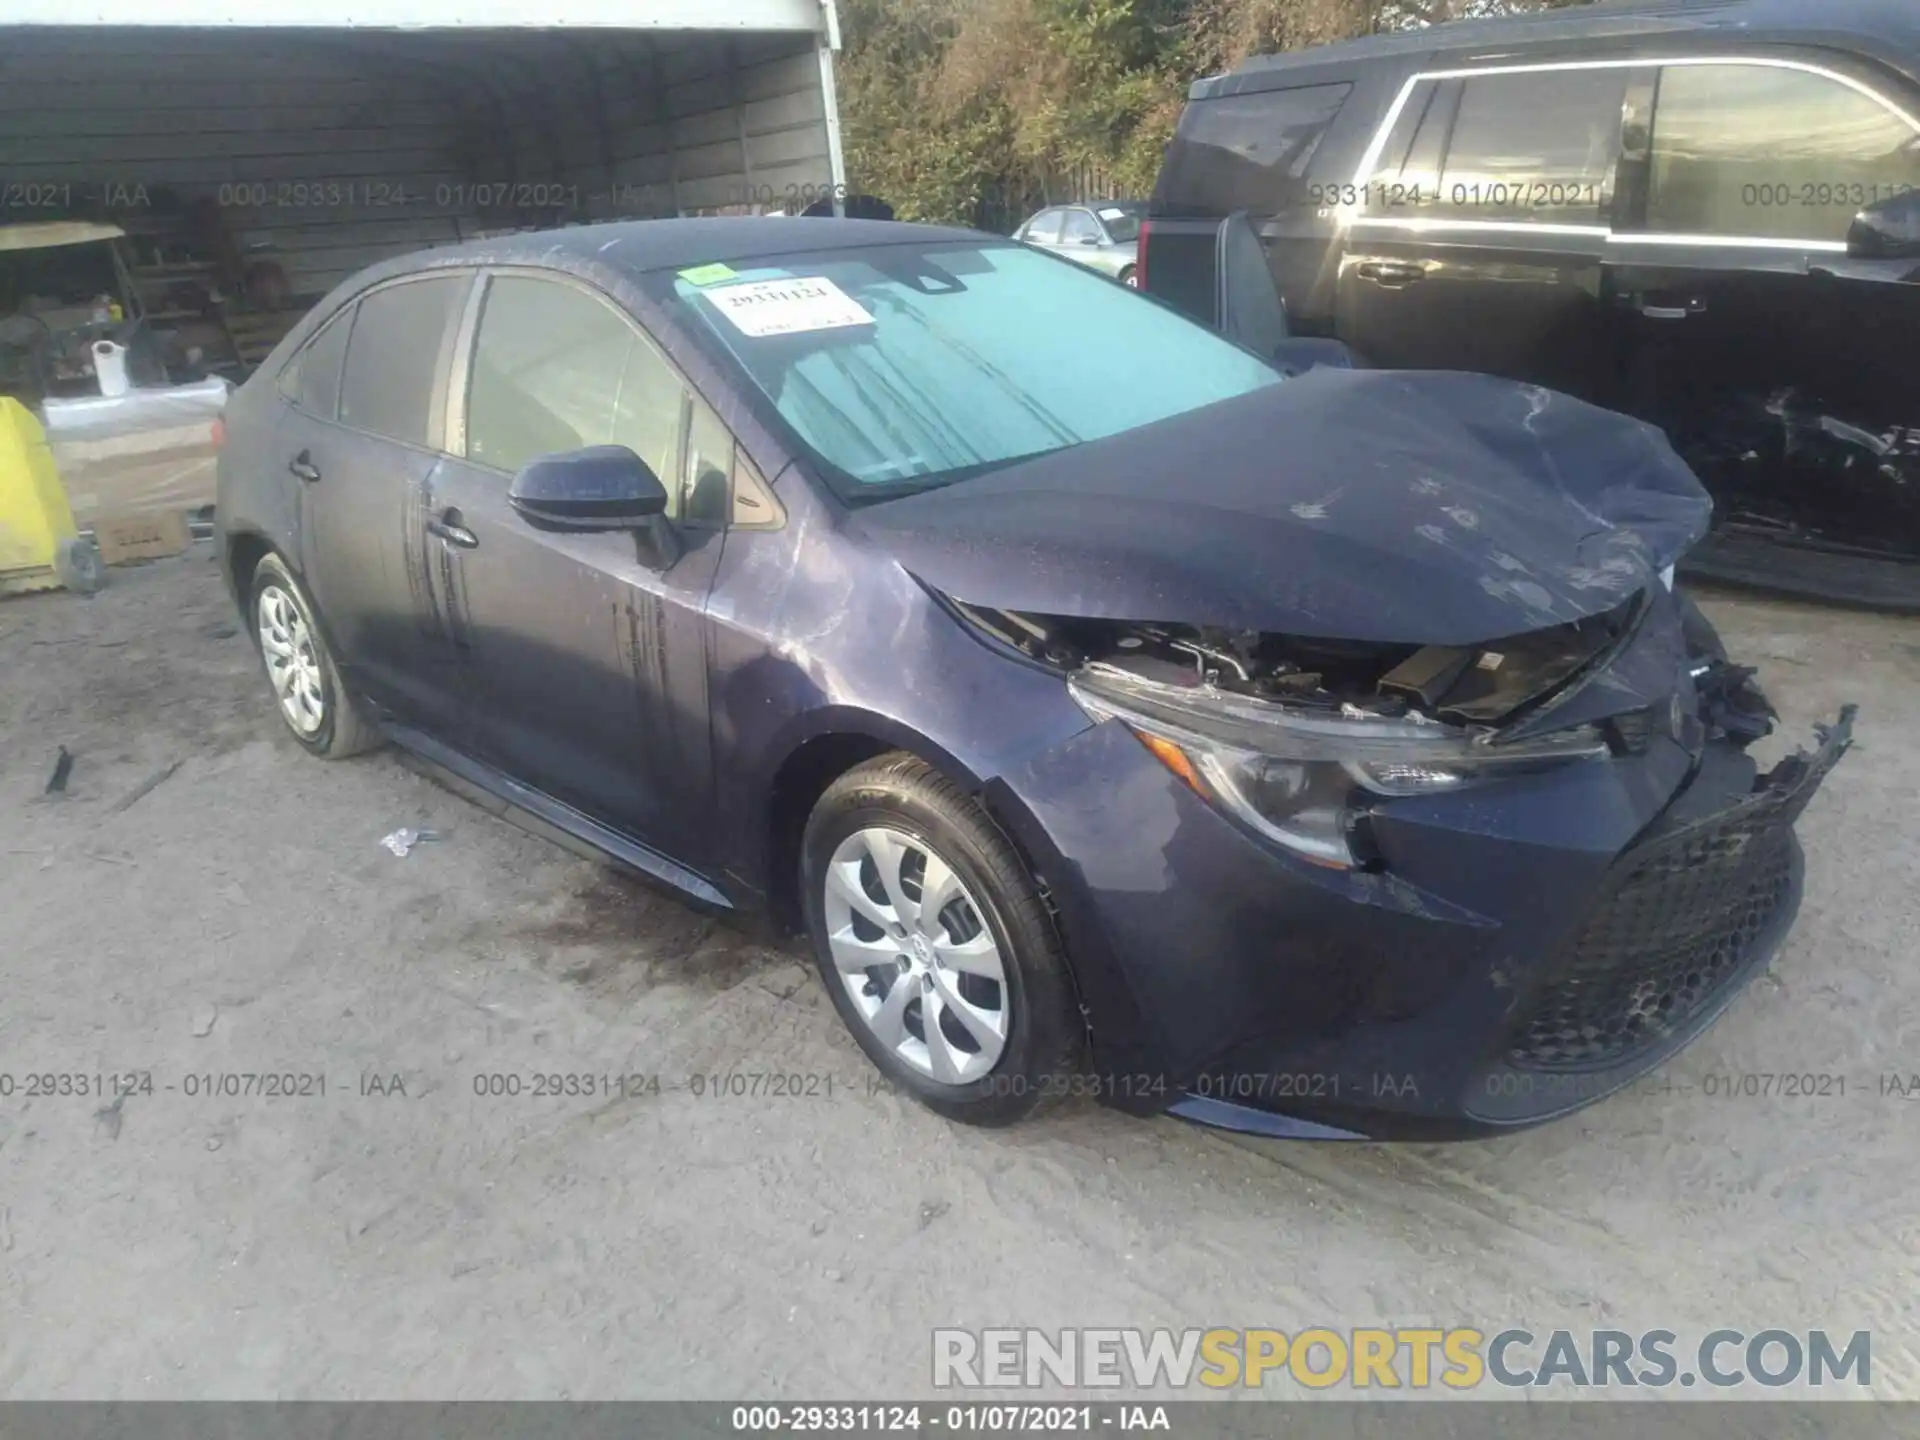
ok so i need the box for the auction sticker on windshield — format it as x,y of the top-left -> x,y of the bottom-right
706,276 -> 874,338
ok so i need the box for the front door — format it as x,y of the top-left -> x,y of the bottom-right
1335,66 -> 1628,401
430,271 -> 725,867
1607,57 -> 1920,563
292,272 -> 472,731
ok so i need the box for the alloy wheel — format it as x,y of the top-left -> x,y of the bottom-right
257,584 -> 326,736
821,825 -> 1010,1084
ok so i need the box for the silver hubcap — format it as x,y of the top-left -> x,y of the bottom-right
257,584 -> 326,736
822,826 -> 1009,1084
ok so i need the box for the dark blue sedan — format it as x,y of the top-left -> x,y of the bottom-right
214,218 -> 1853,1138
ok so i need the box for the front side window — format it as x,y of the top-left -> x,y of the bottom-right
465,276 -> 685,510
1153,84 -> 1353,217
666,242 -> 1283,502
1060,209 -> 1101,244
1646,63 -> 1920,242
338,275 -> 467,447
1431,69 -> 1626,224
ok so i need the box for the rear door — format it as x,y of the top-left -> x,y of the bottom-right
429,270 -> 728,868
1607,56 -> 1920,560
1336,64 -> 1627,399
292,271 -> 472,730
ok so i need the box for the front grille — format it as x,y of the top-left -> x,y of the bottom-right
1509,800 -> 1798,1070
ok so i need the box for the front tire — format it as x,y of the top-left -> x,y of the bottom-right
1119,265 -> 1138,288
248,551 -> 378,759
802,752 -> 1083,1125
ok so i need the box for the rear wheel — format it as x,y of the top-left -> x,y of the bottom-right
802,753 -> 1083,1125
248,552 -> 378,759
1119,265 -> 1138,288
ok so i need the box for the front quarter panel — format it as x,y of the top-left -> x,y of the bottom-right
705,473 -> 1096,901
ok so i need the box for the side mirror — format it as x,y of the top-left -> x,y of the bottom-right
508,445 -> 668,533
1847,189 -> 1920,260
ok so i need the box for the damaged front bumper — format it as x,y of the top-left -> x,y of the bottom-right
989,628 -> 1855,1139
1450,702 -> 1857,1129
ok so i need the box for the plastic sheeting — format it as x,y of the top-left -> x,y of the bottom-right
41,376 -> 228,525
851,368 -> 1715,647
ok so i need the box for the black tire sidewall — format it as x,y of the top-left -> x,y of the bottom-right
802,763 -> 1078,1125
248,554 -> 344,758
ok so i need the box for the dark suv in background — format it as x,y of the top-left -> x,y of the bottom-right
1141,0 -> 1920,610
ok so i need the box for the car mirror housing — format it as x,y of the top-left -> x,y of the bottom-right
1847,190 -> 1920,260
508,445 -> 669,533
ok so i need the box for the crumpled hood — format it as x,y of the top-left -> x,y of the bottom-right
848,369 -> 1712,646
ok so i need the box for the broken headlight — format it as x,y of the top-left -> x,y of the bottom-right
1069,662 -> 1609,869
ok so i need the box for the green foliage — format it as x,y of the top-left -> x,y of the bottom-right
836,0 -> 1593,230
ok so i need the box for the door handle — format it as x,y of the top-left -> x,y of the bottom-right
427,508 -> 477,549
1641,299 -> 1705,321
288,451 -> 321,483
1355,260 -> 1427,288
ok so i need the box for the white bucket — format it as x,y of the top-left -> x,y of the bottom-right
92,340 -> 131,398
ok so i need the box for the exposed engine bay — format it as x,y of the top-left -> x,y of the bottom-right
953,586 -> 1779,754
956,593 -> 1646,727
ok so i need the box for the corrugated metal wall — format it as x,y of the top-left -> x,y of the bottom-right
0,27 -> 836,299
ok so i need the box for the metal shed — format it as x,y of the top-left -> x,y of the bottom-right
0,0 -> 847,369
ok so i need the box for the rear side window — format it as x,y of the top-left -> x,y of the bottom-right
282,310 -> 352,421
338,276 -> 467,448
1429,69 -> 1626,223
466,275 -> 686,511
1154,84 -> 1353,217
1363,79 -> 1460,204
1646,63 -> 1920,242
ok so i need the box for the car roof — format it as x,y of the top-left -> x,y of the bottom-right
394,217 -> 991,279
1197,0 -> 1920,97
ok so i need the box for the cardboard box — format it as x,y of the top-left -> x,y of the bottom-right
42,377 -> 228,527
93,509 -> 192,566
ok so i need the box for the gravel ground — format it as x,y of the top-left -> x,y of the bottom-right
0,546 -> 1915,1400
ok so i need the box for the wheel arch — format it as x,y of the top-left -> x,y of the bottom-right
762,714 -> 1094,1048
223,529 -> 277,626
763,715 -> 984,935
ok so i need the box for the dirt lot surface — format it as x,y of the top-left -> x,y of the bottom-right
1,547 -> 1915,1400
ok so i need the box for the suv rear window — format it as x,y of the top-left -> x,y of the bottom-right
1430,69 -> 1626,224
338,275 -> 468,448
1154,84 -> 1353,217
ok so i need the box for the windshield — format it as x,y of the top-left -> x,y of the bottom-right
1093,204 -> 1144,242
663,241 -> 1281,502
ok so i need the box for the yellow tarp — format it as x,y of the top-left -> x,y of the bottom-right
0,396 -> 83,594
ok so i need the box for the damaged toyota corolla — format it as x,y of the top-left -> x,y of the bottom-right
217,218 -> 1856,1139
